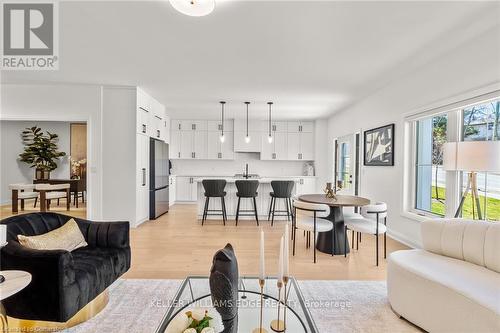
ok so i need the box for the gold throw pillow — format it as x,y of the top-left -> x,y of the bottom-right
18,218 -> 88,252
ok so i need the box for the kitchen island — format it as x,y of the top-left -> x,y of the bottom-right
192,176 -> 316,221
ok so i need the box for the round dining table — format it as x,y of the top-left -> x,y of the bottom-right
298,194 -> 370,255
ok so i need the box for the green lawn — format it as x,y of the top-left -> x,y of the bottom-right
431,186 -> 500,221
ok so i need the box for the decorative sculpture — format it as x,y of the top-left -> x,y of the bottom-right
209,243 -> 239,333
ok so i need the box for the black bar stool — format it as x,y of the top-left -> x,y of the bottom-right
201,179 -> 227,226
235,180 -> 260,226
268,180 -> 295,225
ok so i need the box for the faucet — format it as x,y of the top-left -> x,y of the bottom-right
244,163 -> 249,179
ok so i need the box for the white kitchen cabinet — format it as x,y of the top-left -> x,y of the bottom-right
169,175 -> 176,206
137,105 -> 151,136
221,134 -> 234,159
287,132 -> 314,160
207,120 -> 234,132
161,115 -> 170,144
287,121 -> 314,133
180,131 -> 194,159
261,132 -> 287,160
295,178 -> 316,195
181,120 -> 207,131
170,130 -> 181,159
261,120 -> 287,133
193,131 -> 207,159
207,131 -> 234,160
300,132 -> 314,160
176,176 -> 197,202
171,120 -> 182,131
136,134 -> 150,223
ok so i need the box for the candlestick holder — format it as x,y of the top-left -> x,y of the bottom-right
252,279 -> 268,333
282,276 -> 289,332
270,281 -> 285,332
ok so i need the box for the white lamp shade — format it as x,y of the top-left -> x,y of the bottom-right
442,142 -> 457,171
169,0 -> 215,17
444,141 -> 500,172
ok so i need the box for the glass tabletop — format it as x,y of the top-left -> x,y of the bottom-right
155,276 -> 318,333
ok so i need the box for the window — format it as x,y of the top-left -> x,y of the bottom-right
338,142 -> 351,190
415,114 -> 448,216
461,99 -> 500,221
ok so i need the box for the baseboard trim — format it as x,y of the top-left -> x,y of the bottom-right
387,229 -> 421,249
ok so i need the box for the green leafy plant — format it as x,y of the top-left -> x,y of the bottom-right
19,126 -> 66,172
186,311 -> 213,333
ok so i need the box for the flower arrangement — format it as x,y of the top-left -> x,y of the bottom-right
71,158 -> 87,179
165,308 -> 223,333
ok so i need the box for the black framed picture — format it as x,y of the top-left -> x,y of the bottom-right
364,123 -> 395,166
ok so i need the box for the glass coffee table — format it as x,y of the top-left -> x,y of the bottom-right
155,276 -> 318,333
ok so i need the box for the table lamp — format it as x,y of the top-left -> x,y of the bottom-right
443,141 -> 500,220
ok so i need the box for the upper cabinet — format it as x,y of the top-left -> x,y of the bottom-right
287,121 -> 314,133
136,88 -> 169,143
170,118 -> 314,161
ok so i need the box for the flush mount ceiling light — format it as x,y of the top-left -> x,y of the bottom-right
267,102 -> 273,143
219,101 -> 226,143
244,102 -> 251,143
169,0 -> 215,17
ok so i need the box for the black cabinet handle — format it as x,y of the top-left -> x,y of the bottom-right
178,123 -> 181,130
142,168 -> 146,186
157,130 -> 160,138
142,124 -> 146,133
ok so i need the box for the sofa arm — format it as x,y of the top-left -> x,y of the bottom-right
1,241 -> 75,286
75,218 -> 130,249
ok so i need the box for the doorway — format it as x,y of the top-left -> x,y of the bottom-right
334,133 -> 361,196
0,120 -> 88,219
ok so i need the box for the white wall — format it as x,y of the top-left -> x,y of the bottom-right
322,26 -> 500,248
0,121 -> 71,204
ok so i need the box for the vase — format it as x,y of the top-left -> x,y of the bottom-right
35,169 -> 50,180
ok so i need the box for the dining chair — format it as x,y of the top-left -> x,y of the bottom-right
9,184 -> 39,213
292,200 -> 340,263
35,183 -> 71,211
344,202 -> 387,266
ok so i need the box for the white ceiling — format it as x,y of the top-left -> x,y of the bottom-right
2,1 -> 497,120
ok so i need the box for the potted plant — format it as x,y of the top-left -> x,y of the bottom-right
19,126 -> 66,180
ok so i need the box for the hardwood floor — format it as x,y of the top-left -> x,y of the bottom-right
1,202 -> 409,280
0,198 -> 87,220
125,204 -> 409,280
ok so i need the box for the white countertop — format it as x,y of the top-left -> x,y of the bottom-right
172,175 -> 317,179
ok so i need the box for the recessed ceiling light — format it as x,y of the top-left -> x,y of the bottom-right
169,0 -> 216,17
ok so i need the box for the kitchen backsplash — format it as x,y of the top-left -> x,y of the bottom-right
171,152 -> 312,176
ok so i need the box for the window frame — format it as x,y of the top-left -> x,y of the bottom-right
402,89 -> 500,221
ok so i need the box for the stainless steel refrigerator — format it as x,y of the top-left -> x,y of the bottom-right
149,138 -> 169,219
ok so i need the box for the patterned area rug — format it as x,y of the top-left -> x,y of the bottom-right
64,279 -> 420,333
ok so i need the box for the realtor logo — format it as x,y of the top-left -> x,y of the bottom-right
1,2 -> 59,70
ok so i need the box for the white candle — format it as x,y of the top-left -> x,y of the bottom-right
0,225 -> 6,245
283,224 -> 289,278
278,236 -> 284,283
259,229 -> 265,280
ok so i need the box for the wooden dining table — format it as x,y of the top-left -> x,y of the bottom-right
298,194 -> 370,255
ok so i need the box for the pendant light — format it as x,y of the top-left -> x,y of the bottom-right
267,102 -> 273,143
219,101 -> 226,143
244,102 -> 251,143
169,0 -> 215,17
